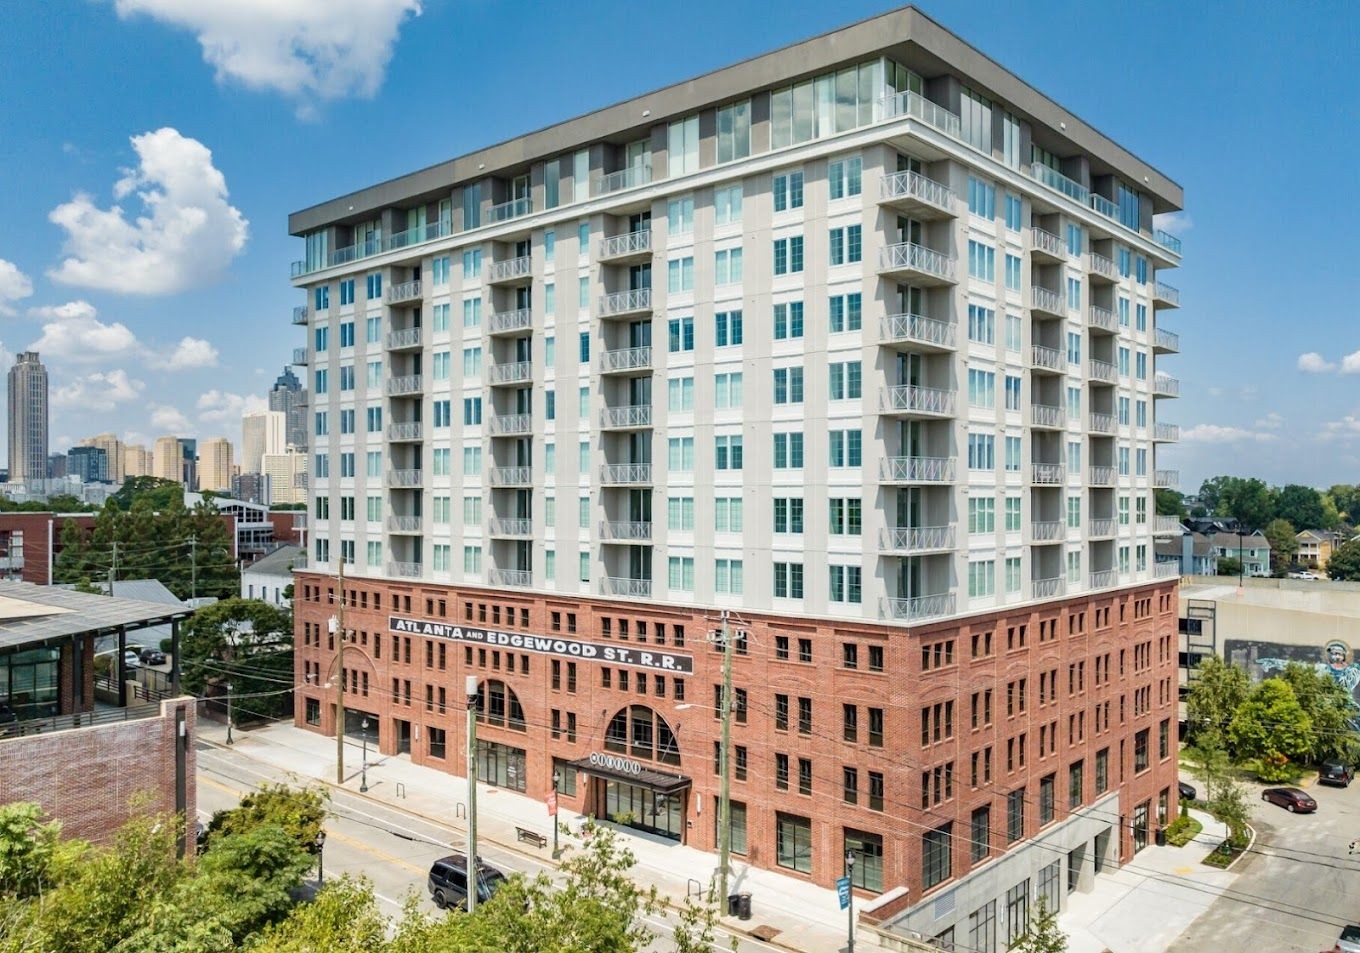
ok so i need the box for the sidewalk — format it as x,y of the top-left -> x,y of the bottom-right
201,720 -> 880,953
1057,809 -> 1239,952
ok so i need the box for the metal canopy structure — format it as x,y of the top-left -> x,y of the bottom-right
0,580 -> 193,653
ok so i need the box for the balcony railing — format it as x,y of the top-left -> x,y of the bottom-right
879,242 -> 956,281
1089,193 -> 1119,222
600,520 -> 652,541
1030,227 -> 1064,258
292,305 -> 309,325
1089,466 -> 1116,486
1154,328 -> 1180,352
488,466 -> 532,487
487,413 -> 532,436
388,561 -> 423,578
1031,463 -> 1066,485
599,288 -> 652,317
1032,577 -> 1064,599
1031,520 -> 1064,541
1030,164 -> 1089,204
881,313 -> 956,350
1089,305 -> 1117,333
1156,561 -> 1182,579
601,404 -> 652,429
488,196 -> 533,223
488,361 -> 533,384
880,592 -> 956,623
879,89 -> 962,139
1089,252 -> 1118,280
599,463 -> 652,485
1090,518 -> 1117,537
1089,360 -> 1118,384
291,347 -> 308,366
879,456 -> 956,484
603,576 -> 652,598
880,525 -> 956,552
1154,229 -> 1183,256
1031,285 -> 1064,315
1154,374 -> 1180,397
387,515 -> 422,533
386,326 -> 423,349
880,384 -> 955,416
386,217 -> 451,252
1031,345 -> 1063,371
387,422 -> 422,441
878,170 -> 955,214
489,518 -> 533,536
488,308 -> 533,335
595,165 -> 652,196
1089,412 -> 1117,435
487,256 -> 532,283
1154,422 -> 1180,442
0,701 -> 162,740
1031,404 -> 1066,429
490,568 -> 533,588
599,229 -> 652,259
386,280 -> 422,305
1155,469 -> 1180,488
1154,282 -> 1181,307
389,469 -> 423,487
386,374 -> 422,396
1090,569 -> 1118,589
600,345 -> 652,374
1154,516 -> 1184,536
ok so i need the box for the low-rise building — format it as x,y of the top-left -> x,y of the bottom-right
241,544 -> 300,607
1154,530 -> 1216,577
1296,529 -> 1344,569
1208,531 -> 1271,576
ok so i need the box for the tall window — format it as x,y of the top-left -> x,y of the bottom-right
922,823 -> 952,889
959,86 -> 992,152
716,100 -> 751,163
668,115 -> 699,176
604,705 -> 680,766
776,813 -> 812,873
845,830 -> 883,892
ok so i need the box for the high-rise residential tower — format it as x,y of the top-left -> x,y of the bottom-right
7,353 -> 48,484
288,7 -> 1184,943
152,436 -> 182,483
198,437 -> 234,492
242,410 -> 287,473
269,366 -> 308,451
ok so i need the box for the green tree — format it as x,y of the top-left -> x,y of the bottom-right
108,476 -> 184,511
1197,476 -> 1231,514
1219,477 -> 1277,530
1185,656 -> 1250,744
1183,730 -> 1229,798
1275,484 -> 1326,531
244,877 -> 389,953
204,784 -> 327,856
0,803 -> 67,899
1263,518 -> 1299,570
1216,556 -> 1243,578
1327,484 -> 1360,525
1275,663 -> 1360,763
1014,896 -> 1068,953
181,600 -> 295,721
1155,489 -> 1188,520
1228,679 -> 1313,772
1328,539 -> 1360,581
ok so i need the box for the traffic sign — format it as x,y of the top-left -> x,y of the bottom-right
836,876 -> 851,910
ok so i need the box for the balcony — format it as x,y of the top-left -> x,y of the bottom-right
1090,569 -> 1118,589
1089,305 -> 1117,334
487,413 -> 532,436
1031,286 -> 1064,318
878,242 -> 956,285
1154,422 -> 1180,442
1089,412 -> 1117,435
488,361 -> 533,385
488,196 -> 533,224
881,88 -> 963,139
880,592 -> 956,623
1031,520 -> 1064,541
1154,515 -> 1184,536
1089,360 -> 1118,384
389,469 -> 423,487
879,384 -> 955,418
1090,518 -> 1117,538
1031,404 -> 1066,430
291,347 -> 308,366
1089,252 -> 1118,283
1030,163 -> 1089,205
598,288 -> 652,319
1155,469 -> 1180,489
879,525 -> 956,554
387,515 -> 422,533
1089,465 -> 1116,486
387,421 -> 423,442
599,463 -> 652,486
386,374 -> 423,396
600,404 -> 652,430
1156,561 -> 1182,579
488,466 -> 532,487
386,326 -> 423,350
1030,227 -> 1064,263
488,308 -> 533,336
879,456 -> 956,484
598,229 -> 652,263
489,518 -> 533,537
1154,282 -> 1181,309
386,280 -> 422,305
489,568 -> 533,588
487,256 -> 532,285
878,170 -> 956,218
603,576 -> 652,598
1154,374 -> 1180,398
388,561 -> 423,579
1154,230 -> 1183,256
292,305 -> 309,325
1031,345 -> 1063,374
1031,463 -> 1066,485
600,345 -> 653,375
599,520 -> 652,542
595,165 -> 651,196
880,313 -> 957,352
1032,577 -> 1064,599
1154,328 -> 1180,353
1089,193 -> 1119,223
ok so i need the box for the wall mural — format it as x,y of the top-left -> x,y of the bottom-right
1225,638 -> 1360,720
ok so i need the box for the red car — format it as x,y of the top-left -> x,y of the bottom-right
1261,787 -> 1317,813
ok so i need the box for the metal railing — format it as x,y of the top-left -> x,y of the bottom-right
1089,252 -> 1118,279
879,170 -> 954,213
388,561 -> 423,578
488,361 -> 533,384
599,463 -> 652,485
487,413 -> 532,436
600,521 -> 652,541
1155,469 -> 1180,488
386,374 -> 423,396
1154,374 -> 1181,397
488,466 -> 532,486
1089,465 -> 1116,486
1031,520 -> 1065,541
1155,561 -> 1182,578
1154,516 -> 1183,535
1031,463 -> 1066,485
386,280 -> 422,304
603,576 -> 652,598
1089,193 -> 1119,222
1031,227 -> 1064,257
1155,422 -> 1180,441
600,345 -> 652,373
599,229 -> 652,259
601,404 -> 652,428
291,347 -> 308,365
879,242 -> 955,280
1030,164 -> 1089,204
879,90 -> 962,139
1089,412 -> 1117,434
387,422 -> 423,441
1089,360 -> 1118,383
389,469 -> 423,487
881,313 -> 956,349
595,165 -> 652,196
880,525 -> 955,552
386,218 -> 452,251
1090,518 -> 1117,537
1154,230 -> 1183,255
880,592 -> 956,622
0,702 -> 161,740
599,288 -> 652,317
880,384 -> 955,416
1032,345 -> 1063,371
489,518 -> 533,536
487,256 -> 532,282
490,568 -> 533,588
1032,577 -> 1064,599
488,308 -> 533,334
1031,404 -> 1066,428
292,305 -> 309,324
1154,282 -> 1181,306
488,196 -> 533,223
386,327 -> 422,349
879,456 -> 956,483
1031,285 -> 1063,314
1155,328 -> 1180,352
387,515 -> 422,533
1089,305 -> 1117,332
1090,569 -> 1118,589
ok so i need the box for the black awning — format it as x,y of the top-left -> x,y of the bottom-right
568,756 -> 692,796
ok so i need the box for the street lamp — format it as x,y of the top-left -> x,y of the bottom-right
314,830 -> 327,886
845,848 -> 856,953
360,717 -> 370,793
225,680 -> 234,745
551,768 -> 561,858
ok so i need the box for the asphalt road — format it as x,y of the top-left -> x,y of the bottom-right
1168,777 -> 1360,953
196,741 -> 788,953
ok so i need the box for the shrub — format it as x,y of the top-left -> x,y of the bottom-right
1164,815 -> 1201,847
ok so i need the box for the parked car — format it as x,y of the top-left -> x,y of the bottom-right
1335,923 -> 1360,953
1178,780 -> 1198,801
427,853 -> 506,910
0,703 -> 16,725
1320,760 -> 1353,787
1261,787 -> 1317,813
122,649 -> 140,670
139,647 -> 167,666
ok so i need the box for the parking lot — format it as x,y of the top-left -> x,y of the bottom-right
1170,774 -> 1360,952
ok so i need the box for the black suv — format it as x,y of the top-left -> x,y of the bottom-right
427,853 -> 506,910
1320,760 -> 1353,787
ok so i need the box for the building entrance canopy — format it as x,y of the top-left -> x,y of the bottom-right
568,753 -> 692,797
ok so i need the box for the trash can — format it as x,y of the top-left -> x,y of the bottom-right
727,894 -> 740,917
735,893 -> 752,921
1155,827 -> 1167,847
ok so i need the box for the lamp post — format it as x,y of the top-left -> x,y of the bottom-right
466,675 -> 480,913
314,830 -> 327,886
225,680 -> 234,745
360,717 -> 370,793
551,767 -> 561,858
332,557 -> 347,785
845,848 -> 856,953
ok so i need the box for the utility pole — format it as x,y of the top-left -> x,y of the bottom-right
108,540 -> 118,597
189,536 -> 197,601
716,607 -> 733,903
225,680 -> 234,745
466,674 -> 480,913
333,556 -> 346,785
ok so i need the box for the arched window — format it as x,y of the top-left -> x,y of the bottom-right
477,679 -> 526,731
604,704 -> 680,767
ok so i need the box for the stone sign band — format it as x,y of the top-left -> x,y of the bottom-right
388,617 -> 695,674
588,752 -> 644,776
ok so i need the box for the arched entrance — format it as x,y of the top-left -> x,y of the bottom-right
574,704 -> 690,841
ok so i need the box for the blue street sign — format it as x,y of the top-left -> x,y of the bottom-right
836,876 -> 851,910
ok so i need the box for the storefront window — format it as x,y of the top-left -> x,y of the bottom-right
730,801 -> 748,855
0,647 -> 60,720
603,780 -> 682,840
845,829 -> 883,892
477,739 -> 526,792
553,758 -> 577,797
776,812 -> 812,873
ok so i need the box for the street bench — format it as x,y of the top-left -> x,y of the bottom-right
516,826 -> 548,849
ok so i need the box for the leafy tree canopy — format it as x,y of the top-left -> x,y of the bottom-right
1263,518 -> 1299,570
1228,678 -> 1313,767
1328,539 -> 1360,581
180,599 -> 294,720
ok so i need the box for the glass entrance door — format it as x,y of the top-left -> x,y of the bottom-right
601,780 -> 682,840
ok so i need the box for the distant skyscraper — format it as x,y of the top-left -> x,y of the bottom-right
7,352 -> 48,484
84,432 -> 125,482
123,443 -> 151,478
231,472 -> 268,504
261,449 -> 308,504
198,437 -> 234,492
269,366 -> 307,452
178,437 -> 197,490
67,446 -> 109,483
241,410 -> 287,474
152,436 -> 181,483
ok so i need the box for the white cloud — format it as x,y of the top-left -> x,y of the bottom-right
47,127 -> 247,294
1299,352 -> 1337,373
27,300 -> 141,362
149,404 -> 192,433
52,369 -> 145,408
1341,350 -> 1360,375
196,389 -> 266,423
1255,412 -> 1285,431
1181,424 -> 1279,444
1152,211 -> 1193,235
113,0 -> 421,114
155,336 -> 219,370
1322,416 -> 1360,438
0,260 -> 34,316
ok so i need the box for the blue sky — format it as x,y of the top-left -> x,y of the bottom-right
0,0 -> 1355,490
